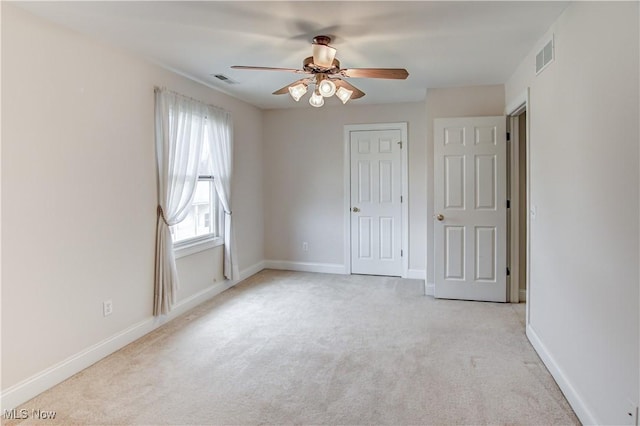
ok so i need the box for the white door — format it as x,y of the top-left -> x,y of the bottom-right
434,116 -> 507,302
350,129 -> 403,276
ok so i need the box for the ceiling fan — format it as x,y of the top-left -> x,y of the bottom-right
231,35 -> 409,107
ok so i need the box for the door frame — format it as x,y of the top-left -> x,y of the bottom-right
343,123 -> 409,278
506,89 -> 530,319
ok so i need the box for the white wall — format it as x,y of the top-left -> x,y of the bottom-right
505,2 -> 639,424
263,103 -> 427,276
1,2 -> 263,399
425,85 -> 505,287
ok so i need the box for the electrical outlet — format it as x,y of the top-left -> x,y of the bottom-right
626,400 -> 638,426
103,300 -> 113,317
302,242 -> 308,252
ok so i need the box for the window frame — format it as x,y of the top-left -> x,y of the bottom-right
173,175 -> 224,259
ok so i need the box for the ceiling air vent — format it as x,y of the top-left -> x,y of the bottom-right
536,35 -> 554,75
212,74 -> 237,84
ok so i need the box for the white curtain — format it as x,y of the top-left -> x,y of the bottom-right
206,106 -> 239,280
154,88 -> 208,316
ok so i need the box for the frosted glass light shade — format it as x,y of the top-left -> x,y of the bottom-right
318,79 -> 337,97
312,44 -> 337,68
336,86 -> 353,104
309,91 -> 325,107
288,83 -> 307,102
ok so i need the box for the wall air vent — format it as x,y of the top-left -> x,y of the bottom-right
212,74 -> 237,84
536,35 -> 554,75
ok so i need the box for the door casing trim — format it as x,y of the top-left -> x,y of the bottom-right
505,89 -> 530,320
343,123 -> 409,278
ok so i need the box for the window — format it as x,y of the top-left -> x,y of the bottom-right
171,177 -> 221,243
171,122 -> 224,255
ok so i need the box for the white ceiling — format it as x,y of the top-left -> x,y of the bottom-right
16,1 -> 569,109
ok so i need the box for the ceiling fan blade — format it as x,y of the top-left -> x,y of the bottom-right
272,78 -> 310,95
231,65 -> 307,74
341,68 -> 409,80
333,79 -> 365,99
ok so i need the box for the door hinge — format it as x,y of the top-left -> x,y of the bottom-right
506,132 -> 511,141
401,250 -> 403,257
400,195 -> 403,203
506,267 -> 511,276
506,200 -> 511,208
397,141 -> 403,149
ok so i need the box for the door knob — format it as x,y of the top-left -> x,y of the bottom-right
352,207 -> 360,212
436,214 -> 444,221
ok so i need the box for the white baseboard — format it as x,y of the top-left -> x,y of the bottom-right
407,269 -> 426,280
237,260 -> 266,282
0,261 -> 266,412
264,260 -> 346,275
526,324 -> 598,425
264,262 -> 424,281
519,289 -> 527,302
425,282 -> 435,296
0,315 -> 158,413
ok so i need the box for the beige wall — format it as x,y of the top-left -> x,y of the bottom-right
425,85 -> 505,285
1,4 -> 263,390
263,103 -> 427,274
263,86 -> 505,282
6,2 -> 637,422
505,2 -> 639,424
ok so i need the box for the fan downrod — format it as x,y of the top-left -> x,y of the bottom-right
313,35 -> 332,46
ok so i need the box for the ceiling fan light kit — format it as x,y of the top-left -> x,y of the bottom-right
309,90 -> 325,108
336,86 -> 353,104
318,78 -> 337,97
288,83 -> 308,102
231,35 -> 409,108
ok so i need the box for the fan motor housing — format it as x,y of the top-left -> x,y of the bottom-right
303,56 -> 341,74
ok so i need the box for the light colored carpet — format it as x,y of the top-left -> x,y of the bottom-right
5,270 -> 579,425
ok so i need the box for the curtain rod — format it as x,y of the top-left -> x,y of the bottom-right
154,86 -> 229,115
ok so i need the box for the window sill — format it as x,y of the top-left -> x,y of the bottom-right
174,236 -> 223,259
